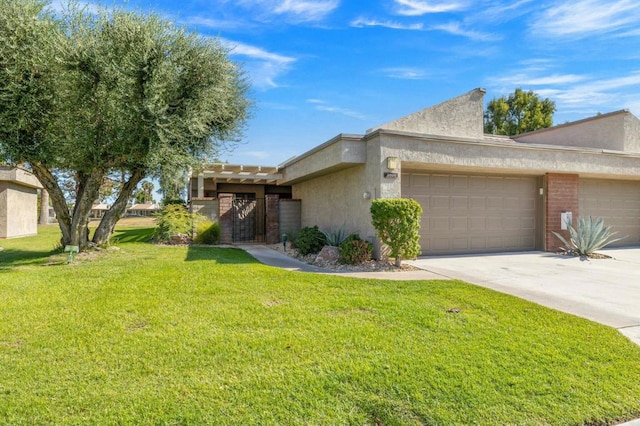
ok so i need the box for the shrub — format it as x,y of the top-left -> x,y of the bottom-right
322,225 -> 355,247
154,204 -> 196,243
194,220 -> 221,245
552,216 -> 626,257
295,225 -> 327,255
370,198 -> 422,267
339,235 -> 373,265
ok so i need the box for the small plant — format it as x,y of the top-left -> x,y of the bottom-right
339,235 -> 373,265
295,226 -> 327,255
552,216 -> 626,257
321,225 -> 355,247
370,198 -> 422,267
154,204 -> 199,243
194,220 -> 221,245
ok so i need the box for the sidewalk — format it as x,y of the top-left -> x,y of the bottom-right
241,245 -> 448,280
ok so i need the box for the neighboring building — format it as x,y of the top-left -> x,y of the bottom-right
128,203 -> 161,217
190,88 -> 640,256
0,166 -> 42,239
91,203 -> 110,219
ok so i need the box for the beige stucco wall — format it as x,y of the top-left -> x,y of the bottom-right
191,199 -> 219,222
377,131 -> 640,179
515,110 -> 640,153
281,135 -> 366,184
292,165 -> 377,241
0,182 -> 39,238
369,88 -> 485,140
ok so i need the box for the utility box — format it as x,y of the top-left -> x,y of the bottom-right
561,211 -> 573,230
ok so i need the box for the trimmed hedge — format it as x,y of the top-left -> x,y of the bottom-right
370,198 -> 422,266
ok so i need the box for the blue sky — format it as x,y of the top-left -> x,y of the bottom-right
58,0 -> 640,166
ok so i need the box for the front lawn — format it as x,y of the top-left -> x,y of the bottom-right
1,224 -> 639,425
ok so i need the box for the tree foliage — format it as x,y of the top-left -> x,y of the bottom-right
370,198 -> 422,267
0,0 -> 249,249
484,88 -> 556,136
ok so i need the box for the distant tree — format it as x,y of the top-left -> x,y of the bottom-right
0,0 -> 249,249
158,163 -> 189,204
484,88 -> 556,136
132,180 -> 155,204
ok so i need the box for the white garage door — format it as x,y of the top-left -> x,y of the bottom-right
402,173 -> 539,255
579,179 -> 640,247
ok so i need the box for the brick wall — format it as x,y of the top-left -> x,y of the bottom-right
218,194 -> 233,244
545,173 -> 579,251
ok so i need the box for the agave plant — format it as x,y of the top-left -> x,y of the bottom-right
552,216 -> 626,257
321,225 -> 355,247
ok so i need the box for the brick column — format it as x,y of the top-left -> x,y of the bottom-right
265,194 -> 280,244
218,194 -> 234,244
545,173 -> 579,252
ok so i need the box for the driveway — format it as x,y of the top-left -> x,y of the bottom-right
407,248 -> 640,346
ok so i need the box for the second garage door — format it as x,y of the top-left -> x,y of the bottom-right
579,179 -> 640,247
402,172 -> 539,255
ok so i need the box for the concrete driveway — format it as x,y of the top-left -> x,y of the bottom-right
407,248 -> 640,346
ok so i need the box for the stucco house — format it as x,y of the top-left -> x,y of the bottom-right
190,88 -> 640,256
0,166 -> 42,239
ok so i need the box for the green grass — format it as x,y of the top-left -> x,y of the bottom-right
1,225 -> 640,425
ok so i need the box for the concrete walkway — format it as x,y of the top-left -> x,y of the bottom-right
241,245 -> 447,280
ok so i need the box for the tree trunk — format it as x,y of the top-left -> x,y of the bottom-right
31,163 -> 103,251
39,189 -> 50,225
64,170 -> 102,249
92,167 -> 146,245
31,163 -> 72,245
394,256 -> 402,267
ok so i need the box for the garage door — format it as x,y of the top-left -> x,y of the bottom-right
402,173 -> 538,255
579,179 -> 640,246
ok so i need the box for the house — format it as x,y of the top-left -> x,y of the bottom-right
190,88 -> 640,256
127,203 -> 161,217
0,166 -> 42,238
91,203 -> 110,219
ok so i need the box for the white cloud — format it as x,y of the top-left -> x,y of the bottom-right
306,99 -> 367,120
531,0 -> 640,38
350,17 -> 424,30
430,21 -> 500,41
486,67 -> 640,118
274,0 -> 339,21
394,0 -> 468,16
221,39 -> 297,89
238,0 -> 339,23
181,16 -> 248,31
491,73 -> 588,87
472,0 -> 534,23
381,67 -> 429,80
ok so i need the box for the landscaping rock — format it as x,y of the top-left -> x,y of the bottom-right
169,234 -> 191,245
314,245 -> 340,264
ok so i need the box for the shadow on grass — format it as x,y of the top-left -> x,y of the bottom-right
185,245 -> 259,264
0,247 -> 60,270
110,227 -> 155,244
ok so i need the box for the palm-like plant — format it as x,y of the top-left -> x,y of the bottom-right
552,216 -> 626,257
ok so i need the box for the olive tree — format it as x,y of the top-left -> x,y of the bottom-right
0,0 -> 249,249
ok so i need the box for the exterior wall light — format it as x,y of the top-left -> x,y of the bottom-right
386,157 -> 398,170
362,191 -> 371,200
